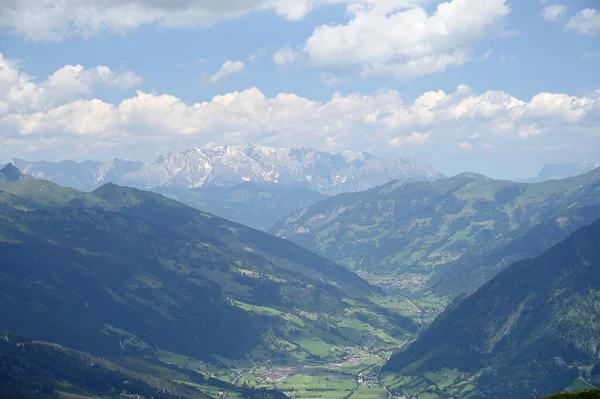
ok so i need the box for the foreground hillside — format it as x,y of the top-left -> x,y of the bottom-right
0,333 -> 288,399
545,390 -> 600,399
382,218 -> 600,399
0,164 -> 415,398
272,169 -> 600,297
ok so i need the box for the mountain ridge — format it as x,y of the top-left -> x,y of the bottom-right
7,144 -> 444,194
271,167 -> 600,295
519,161 -> 600,183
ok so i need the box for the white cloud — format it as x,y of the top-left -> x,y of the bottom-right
209,60 -> 245,83
458,142 -> 475,150
541,4 -> 567,23
0,0 -> 511,82
566,8 -> 600,36
0,53 -> 141,114
303,0 -> 510,79
517,124 -> 543,139
2,55 -> 599,161
389,132 -> 431,146
0,0 -> 425,41
273,43 -> 301,66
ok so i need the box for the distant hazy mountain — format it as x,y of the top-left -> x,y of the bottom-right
382,218 -> 600,399
121,144 -> 444,194
8,145 -> 443,195
153,182 -> 328,231
519,161 -> 600,183
10,158 -> 144,192
6,145 -> 442,229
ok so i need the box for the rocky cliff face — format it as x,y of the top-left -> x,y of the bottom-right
121,144 -> 444,194
8,144 -> 444,195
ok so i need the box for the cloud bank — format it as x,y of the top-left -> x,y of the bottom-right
1,53 -> 598,172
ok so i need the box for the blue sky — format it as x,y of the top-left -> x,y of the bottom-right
0,0 -> 599,179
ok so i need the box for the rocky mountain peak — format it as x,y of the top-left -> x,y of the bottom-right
0,163 -> 24,182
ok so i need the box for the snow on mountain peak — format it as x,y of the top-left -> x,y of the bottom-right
121,145 -> 444,194
7,145 -> 444,194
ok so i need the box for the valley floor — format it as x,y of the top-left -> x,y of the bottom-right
158,293 -> 445,399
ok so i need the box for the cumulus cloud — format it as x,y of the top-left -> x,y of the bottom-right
0,53 -> 141,114
541,4 -> 567,23
0,0 -> 513,82
1,53 -> 599,165
389,132 -> 431,147
303,0 -> 511,79
566,8 -> 600,36
2,58 -> 600,165
0,0 -> 427,41
209,60 -> 245,83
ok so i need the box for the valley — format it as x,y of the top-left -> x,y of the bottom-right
2,162 -> 600,399
4,3 -> 600,398
0,164 -> 420,399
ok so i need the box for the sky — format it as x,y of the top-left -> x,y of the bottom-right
0,0 -> 599,179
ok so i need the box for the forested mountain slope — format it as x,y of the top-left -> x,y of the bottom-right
0,164 -> 415,377
382,218 -> 600,399
272,169 -> 600,296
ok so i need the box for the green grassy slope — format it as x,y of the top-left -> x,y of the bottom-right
0,169 -> 416,384
271,169 -> 600,296
382,218 -> 600,399
76,182 -> 373,297
0,333 -> 288,399
429,204 -> 600,296
545,390 -> 600,399
0,163 -> 82,206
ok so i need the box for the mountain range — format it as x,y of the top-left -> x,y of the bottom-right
8,144 -> 443,231
123,145 -> 444,193
271,168 -> 600,297
11,158 -> 145,192
519,161 -> 600,183
10,144 -> 444,194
